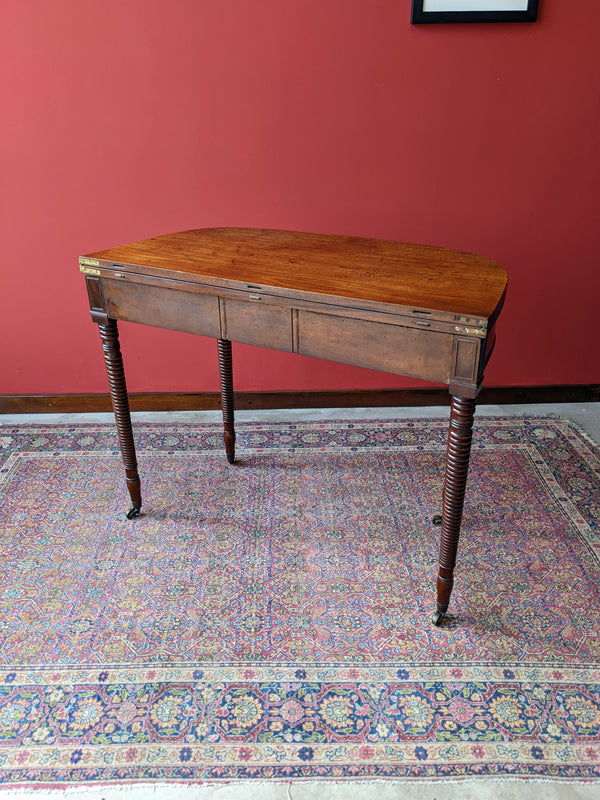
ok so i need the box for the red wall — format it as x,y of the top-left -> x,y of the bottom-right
2,1 -> 599,396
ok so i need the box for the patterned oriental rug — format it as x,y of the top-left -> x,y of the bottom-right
0,417 -> 599,789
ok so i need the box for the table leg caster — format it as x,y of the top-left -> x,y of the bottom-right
126,506 -> 141,519
432,514 -> 442,526
431,610 -> 446,626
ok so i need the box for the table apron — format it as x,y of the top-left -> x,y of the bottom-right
98,277 -> 483,387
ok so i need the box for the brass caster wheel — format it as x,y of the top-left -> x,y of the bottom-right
431,610 -> 445,627
432,515 -> 443,526
126,506 -> 141,520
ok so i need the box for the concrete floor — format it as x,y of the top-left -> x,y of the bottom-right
2,402 -> 600,444
1,403 -> 599,799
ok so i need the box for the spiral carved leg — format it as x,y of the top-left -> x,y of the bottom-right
98,319 -> 141,518
217,339 -> 236,464
433,395 -> 476,625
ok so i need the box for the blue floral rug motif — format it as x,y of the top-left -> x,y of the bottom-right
0,417 -> 598,786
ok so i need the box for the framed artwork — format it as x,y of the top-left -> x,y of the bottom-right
411,1 -> 539,23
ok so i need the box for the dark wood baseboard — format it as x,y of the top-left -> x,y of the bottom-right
1,385 -> 599,414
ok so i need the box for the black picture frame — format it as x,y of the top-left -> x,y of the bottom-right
411,0 -> 538,24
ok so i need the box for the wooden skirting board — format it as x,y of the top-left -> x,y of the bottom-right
1,385 -> 599,414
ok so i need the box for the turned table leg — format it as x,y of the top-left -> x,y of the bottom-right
432,394 -> 477,626
217,338 -> 236,464
98,318 -> 141,519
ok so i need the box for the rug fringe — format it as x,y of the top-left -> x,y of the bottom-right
2,778 -> 600,800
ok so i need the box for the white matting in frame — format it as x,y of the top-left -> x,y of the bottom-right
423,1 -> 529,10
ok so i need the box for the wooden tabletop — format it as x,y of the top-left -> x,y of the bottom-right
86,228 -> 507,321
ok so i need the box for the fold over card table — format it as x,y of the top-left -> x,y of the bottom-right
80,228 -> 507,624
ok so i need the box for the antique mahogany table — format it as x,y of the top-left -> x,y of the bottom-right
80,228 -> 507,624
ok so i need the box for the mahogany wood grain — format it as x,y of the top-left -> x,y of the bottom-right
434,395 -> 477,624
297,310 -> 454,383
98,319 -> 141,518
217,339 -> 235,464
89,228 -> 506,320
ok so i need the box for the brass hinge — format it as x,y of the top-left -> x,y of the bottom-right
454,325 -> 485,336
79,257 -> 101,275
